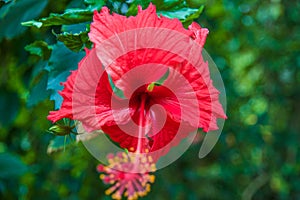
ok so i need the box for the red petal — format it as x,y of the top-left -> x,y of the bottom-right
163,61 -> 227,132
102,124 -> 149,153
188,22 -> 209,47
102,113 -> 195,161
47,48 -> 134,132
150,116 -> 194,152
103,48 -> 226,132
89,3 -> 191,44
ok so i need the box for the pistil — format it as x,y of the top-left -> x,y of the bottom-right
136,93 -> 147,154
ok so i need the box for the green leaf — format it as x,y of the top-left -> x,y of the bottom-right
62,22 -> 90,33
47,135 -> 76,154
0,0 -> 12,3
25,41 -> 52,59
186,0 -> 207,8
0,0 -> 47,40
126,0 -> 152,16
182,5 -> 204,26
54,31 -> 91,52
155,0 -> 185,10
126,0 -> 204,25
27,73 -> 50,107
22,8 -> 94,28
0,0 -> 13,17
47,71 -> 71,109
157,6 -> 203,21
46,42 -> 85,109
0,90 -> 19,127
0,153 -> 27,179
84,0 -> 105,10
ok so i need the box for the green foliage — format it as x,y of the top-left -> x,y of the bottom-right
126,0 -> 204,23
47,135 -> 76,154
22,9 -> 94,28
25,41 -> 52,59
181,6 -> 204,26
0,91 -> 19,127
0,152 -> 27,195
27,72 -> 50,107
21,0 -> 105,29
84,0 -> 105,10
157,6 -> 204,26
54,31 -> 92,52
0,91 -> 19,126
46,42 -> 85,109
0,0 -> 47,40
0,152 -> 27,178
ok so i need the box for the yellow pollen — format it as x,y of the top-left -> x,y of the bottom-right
146,184 -> 151,192
148,156 -> 153,163
150,164 -> 156,171
112,193 -> 121,200
105,188 -> 113,195
133,192 -> 138,199
129,147 -> 135,151
141,157 -> 147,163
114,157 -> 120,162
138,191 -> 146,197
99,174 -> 105,180
149,175 -> 155,183
147,82 -> 155,92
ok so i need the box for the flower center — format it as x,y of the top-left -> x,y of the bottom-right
129,85 -> 157,152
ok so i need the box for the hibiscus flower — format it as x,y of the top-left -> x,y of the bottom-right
47,3 -> 226,159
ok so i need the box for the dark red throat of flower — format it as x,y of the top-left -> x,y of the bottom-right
131,85 -> 155,153
126,83 -> 181,154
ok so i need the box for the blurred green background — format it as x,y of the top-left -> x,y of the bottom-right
0,0 -> 299,199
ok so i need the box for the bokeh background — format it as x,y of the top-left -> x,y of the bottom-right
0,0 -> 299,199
